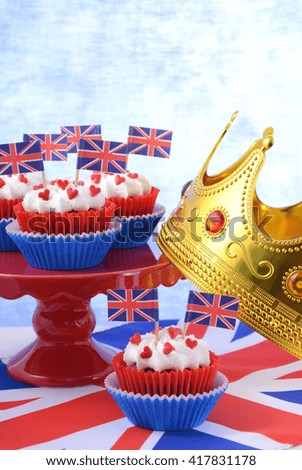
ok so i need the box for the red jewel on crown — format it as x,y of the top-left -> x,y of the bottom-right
205,210 -> 225,234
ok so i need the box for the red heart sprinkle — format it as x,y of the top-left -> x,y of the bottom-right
50,180 -> 56,185
163,342 -> 175,355
77,180 -> 85,186
56,179 -> 69,190
140,346 -> 152,359
38,189 -> 50,201
168,326 -> 183,340
89,185 -> 101,197
115,174 -> 125,185
130,333 -> 142,345
19,174 -> 28,184
127,172 -> 139,179
67,188 -> 79,200
33,184 -> 44,190
91,173 -> 101,184
185,338 -> 198,349
0,178 -> 6,188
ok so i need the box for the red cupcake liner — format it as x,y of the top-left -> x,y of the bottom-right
107,186 -> 159,217
13,200 -> 117,235
0,198 -> 22,220
112,351 -> 219,397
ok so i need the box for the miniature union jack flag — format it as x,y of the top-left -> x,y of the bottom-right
0,141 -> 44,175
60,125 -> 102,153
107,289 -> 159,322
77,139 -> 128,173
185,291 -> 239,330
127,126 -> 173,159
23,134 -> 68,161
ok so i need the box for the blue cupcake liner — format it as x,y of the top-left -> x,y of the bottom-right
5,220 -> 121,271
0,218 -> 19,251
105,371 -> 228,431
112,203 -> 165,249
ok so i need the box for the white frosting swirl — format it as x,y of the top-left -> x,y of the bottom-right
22,183 -> 106,213
123,326 -> 210,372
0,173 -> 43,200
82,171 -> 152,198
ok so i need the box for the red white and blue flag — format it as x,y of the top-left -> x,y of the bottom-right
0,141 -> 44,175
60,125 -> 102,153
23,133 -> 68,161
0,320 -> 301,450
127,126 -> 173,159
107,289 -> 159,322
185,291 -> 240,330
77,139 -> 128,173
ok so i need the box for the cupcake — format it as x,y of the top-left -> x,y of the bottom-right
105,326 -> 227,431
0,173 -> 42,251
112,326 -> 219,396
13,180 -> 116,235
86,171 -> 159,217
83,171 -> 162,248
6,181 -> 119,270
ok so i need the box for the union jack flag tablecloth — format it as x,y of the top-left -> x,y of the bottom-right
0,320 -> 301,450
128,126 -> 173,159
0,141 -> 44,175
23,134 -> 68,161
60,125 -> 102,153
77,139 -> 128,173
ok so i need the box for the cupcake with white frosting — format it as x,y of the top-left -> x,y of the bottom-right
86,171 -> 159,217
105,325 -> 227,431
0,173 -> 42,251
81,171 -> 163,249
112,325 -> 219,396
6,181 -> 120,270
13,181 -> 116,235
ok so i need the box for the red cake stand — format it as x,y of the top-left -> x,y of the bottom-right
0,242 -> 182,387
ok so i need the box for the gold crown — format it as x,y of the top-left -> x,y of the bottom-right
157,112 -> 302,359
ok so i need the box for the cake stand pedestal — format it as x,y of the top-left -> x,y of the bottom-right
0,242 -> 182,387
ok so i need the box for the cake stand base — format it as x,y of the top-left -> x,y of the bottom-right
7,296 -> 112,387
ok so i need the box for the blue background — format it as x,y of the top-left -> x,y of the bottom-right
1,0 -> 302,327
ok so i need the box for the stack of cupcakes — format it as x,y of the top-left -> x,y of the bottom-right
105,325 -> 228,431
6,180 -> 119,270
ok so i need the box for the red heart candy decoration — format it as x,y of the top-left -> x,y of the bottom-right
33,183 -> 44,190
130,333 -> 142,345
115,175 -> 125,185
57,179 -> 69,190
140,346 -> 153,359
38,189 -> 50,201
67,188 -> 79,200
127,172 -> 139,179
91,173 -> 101,184
168,326 -> 182,340
50,180 -> 56,185
19,174 -> 28,184
163,342 -> 175,355
77,180 -> 85,187
89,185 -> 101,197
185,338 -> 198,349
0,178 -> 6,188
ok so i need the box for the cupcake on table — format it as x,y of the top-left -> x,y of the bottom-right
105,288 -> 229,431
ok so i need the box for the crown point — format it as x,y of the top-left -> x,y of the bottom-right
262,127 -> 274,150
